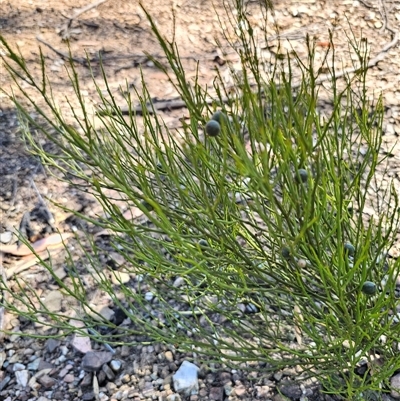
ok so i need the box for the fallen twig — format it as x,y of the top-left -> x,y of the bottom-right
67,0 -> 110,22
0,232 -> 73,257
36,36 -> 88,65
4,248 -> 64,279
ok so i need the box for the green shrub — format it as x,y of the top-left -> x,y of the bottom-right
1,1 -> 400,398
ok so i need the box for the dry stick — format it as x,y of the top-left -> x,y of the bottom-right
0,232 -> 73,257
116,31 -> 399,116
67,0 -> 110,22
36,36 -> 88,65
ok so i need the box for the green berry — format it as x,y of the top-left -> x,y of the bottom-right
295,169 -> 308,183
362,281 -> 377,295
198,239 -> 208,247
211,111 -> 227,125
344,242 -> 355,256
281,246 -> 292,260
205,120 -> 221,137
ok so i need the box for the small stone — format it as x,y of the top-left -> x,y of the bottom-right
219,371 -> 231,384
13,363 -> 26,371
120,345 -> 131,357
172,361 -> 199,396
81,373 -> 93,389
0,231 -> 12,243
46,338 -> 60,353
391,373 -> 400,397
209,386 -> 224,400
110,360 -> 122,372
256,385 -> 270,398
82,392 -> 96,401
15,370 -> 29,387
64,374 -> 75,383
145,292 -> 154,302
82,351 -> 113,372
44,290 -> 63,312
38,375 -> 56,389
234,384 -> 246,397
165,351 -> 174,362
37,360 -> 54,371
279,383 -> 303,398
72,331 -> 92,354
58,365 -> 72,378
27,358 -> 41,371
111,271 -> 130,285
173,277 -> 185,288
224,382 -> 233,396
102,364 -> 116,381
53,267 -> 67,281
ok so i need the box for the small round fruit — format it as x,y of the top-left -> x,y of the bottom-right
362,281 -> 377,295
344,242 -> 355,256
281,246 -> 292,260
211,111 -> 226,125
205,120 -> 221,137
295,169 -> 308,183
198,239 -> 208,248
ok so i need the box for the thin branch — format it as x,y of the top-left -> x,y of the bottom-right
36,36 -> 88,65
67,0 -> 110,23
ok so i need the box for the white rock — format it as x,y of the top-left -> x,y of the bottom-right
110,360 -> 122,372
0,231 -> 12,243
13,363 -> 26,371
392,373 -> 400,398
15,369 -> 29,387
172,361 -> 199,396
145,292 -> 154,302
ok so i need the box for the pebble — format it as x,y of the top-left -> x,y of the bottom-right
111,271 -> 130,285
82,351 -> 113,372
27,358 -> 41,371
13,363 -> 26,371
109,360 -> 122,372
38,374 -> 56,389
233,384 -> 246,397
46,339 -> 60,353
164,351 -> 174,362
391,373 -> 400,398
102,364 -> 116,381
15,370 -> 29,387
209,386 -> 224,400
63,374 -> 75,383
172,361 -> 199,396
0,231 -> 12,243
43,290 -> 63,312
145,292 -> 154,302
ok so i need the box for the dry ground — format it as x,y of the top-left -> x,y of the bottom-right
0,0 -> 400,400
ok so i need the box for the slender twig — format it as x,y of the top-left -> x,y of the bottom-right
67,0 -> 110,23
36,36 -> 88,65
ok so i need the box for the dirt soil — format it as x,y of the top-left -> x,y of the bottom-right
0,1 -> 400,401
